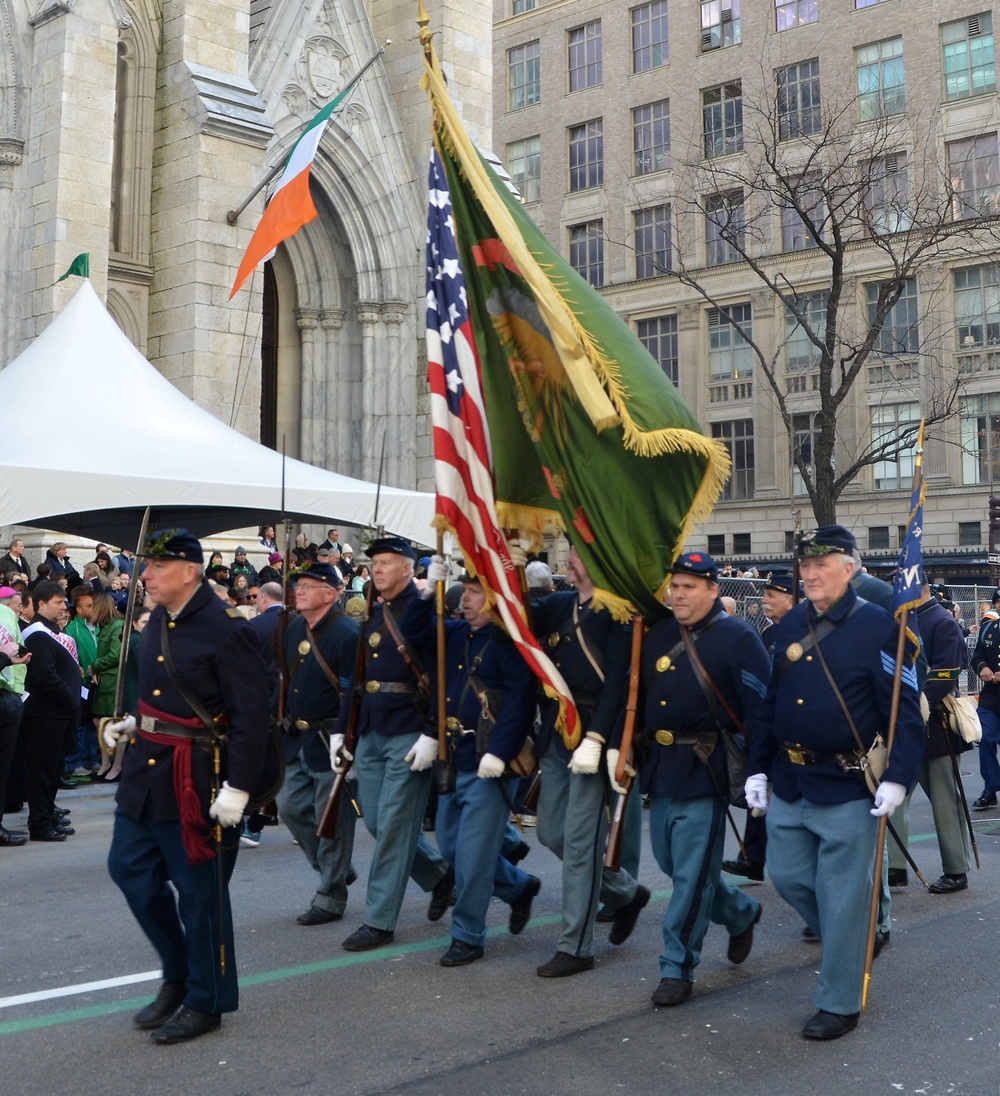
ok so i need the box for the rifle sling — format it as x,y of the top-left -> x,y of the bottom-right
381,602 -> 431,701
304,617 -> 345,702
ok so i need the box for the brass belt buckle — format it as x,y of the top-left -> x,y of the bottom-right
786,746 -> 806,766
139,714 -> 156,733
654,729 -> 675,746
365,680 -> 381,694
445,716 -> 462,732
294,718 -> 310,732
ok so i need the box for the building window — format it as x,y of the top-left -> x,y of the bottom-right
785,291 -> 828,370
568,119 -> 603,191
708,303 -> 753,380
633,99 -> 670,175
960,520 -> 983,546
732,532 -> 752,555
508,42 -> 541,111
943,13 -> 995,100
872,402 -> 920,490
705,191 -> 745,265
506,136 -> 541,204
708,533 -> 727,556
948,135 -> 1000,220
703,82 -> 743,159
961,396 -> 1000,484
856,38 -> 905,121
863,152 -> 911,235
856,0 -> 891,7
634,205 -> 672,280
569,220 -> 605,287
866,278 -> 919,358
792,411 -> 819,495
568,20 -> 602,92
868,526 -> 890,550
781,174 -> 824,251
701,1 -> 740,53
632,1 -> 669,72
776,0 -> 817,31
955,264 -> 1000,348
512,0 -> 536,13
637,315 -> 679,385
712,419 -> 755,500
777,59 -> 821,140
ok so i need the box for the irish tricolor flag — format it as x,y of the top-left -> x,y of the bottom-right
230,45 -> 387,298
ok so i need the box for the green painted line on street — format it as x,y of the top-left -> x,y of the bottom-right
0,889 -> 675,1038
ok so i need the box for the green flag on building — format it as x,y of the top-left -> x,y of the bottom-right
55,253 -> 90,283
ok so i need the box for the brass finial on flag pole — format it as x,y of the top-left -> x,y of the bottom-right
417,0 -> 433,57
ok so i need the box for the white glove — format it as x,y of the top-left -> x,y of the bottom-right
606,747 -> 636,795
102,715 -> 136,750
871,781 -> 907,817
745,773 -> 770,815
209,781 -> 250,828
477,752 -> 506,779
568,733 -> 603,775
426,554 -> 451,586
405,733 -> 439,772
328,732 -> 353,775
507,542 -> 529,570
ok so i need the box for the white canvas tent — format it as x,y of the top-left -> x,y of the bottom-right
0,281 -> 435,547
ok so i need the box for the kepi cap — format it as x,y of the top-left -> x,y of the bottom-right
142,528 -> 204,565
291,561 -> 342,589
368,536 -> 415,561
797,524 -> 857,558
764,571 -> 796,596
672,552 -> 718,583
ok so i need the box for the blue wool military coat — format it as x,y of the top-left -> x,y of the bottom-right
116,581 -> 270,822
530,591 -> 631,755
281,606 -> 359,770
334,581 -> 429,739
914,598 -> 972,761
750,584 -> 924,805
622,600 -> 770,799
402,595 -> 535,772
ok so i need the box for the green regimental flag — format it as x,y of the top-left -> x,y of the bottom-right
422,43 -> 730,622
55,253 -> 90,283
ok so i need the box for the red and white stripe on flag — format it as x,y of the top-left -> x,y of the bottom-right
424,145 -> 579,744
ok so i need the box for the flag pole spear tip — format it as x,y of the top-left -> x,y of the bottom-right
417,0 -> 433,54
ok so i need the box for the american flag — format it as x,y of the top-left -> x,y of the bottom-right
424,145 -> 578,740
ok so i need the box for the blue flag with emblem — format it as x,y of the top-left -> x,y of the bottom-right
892,443 -> 925,623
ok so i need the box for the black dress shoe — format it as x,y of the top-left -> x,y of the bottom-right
296,905 -> 342,926
55,807 -> 71,817
134,981 -> 187,1030
439,939 -> 484,967
509,876 -> 541,935
54,824 -> 75,836
0,826 -> 28,847
873,930 -> 889,960
342,924 -> 395,952
30,829 -> 67,842
727,905 -> 762,965
802,1009 -> 860,1040
427,866 -> 456,922
537,952 -> 595,978
609,884 -> 650,945
651,978 -> 692,1006
595,905 -> 615,923
721,857 -> 765,882
150,1006 -> 221,1044
928,873 -> 968,894
802,925 -> 819,942
973,792 -> 997,810
506,840 -> 530,866
887,867 -> 908,887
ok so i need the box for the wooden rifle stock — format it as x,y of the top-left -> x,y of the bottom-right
604,614 -> 644,871
316,576 -> 376,839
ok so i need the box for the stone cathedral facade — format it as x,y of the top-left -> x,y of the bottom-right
0,0 -> 493,494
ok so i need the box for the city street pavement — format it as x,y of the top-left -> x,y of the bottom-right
1,766 -> 998,1096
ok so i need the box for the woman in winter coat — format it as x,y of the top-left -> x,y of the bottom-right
90,593 -> 126,780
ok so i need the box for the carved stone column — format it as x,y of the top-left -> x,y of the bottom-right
356,301 -> 382,481
320,308 -> 345,471
0,138 -> 24,366
382,301 -> 407,485
296,309 -> 321,463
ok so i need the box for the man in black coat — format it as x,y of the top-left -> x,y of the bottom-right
105,530 -> 269,1044
21,580 -> 80,841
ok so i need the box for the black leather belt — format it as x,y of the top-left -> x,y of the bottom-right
652,729 -> 717,748
364,681 -> 417,695
139,714 -> 216,741
782,743 -> 863,767
291,717 -> 335,733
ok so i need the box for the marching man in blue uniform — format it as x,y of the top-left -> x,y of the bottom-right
609,552 -> 769,1008
104,529 -> 270,1044
331,536 -> 453,952
404,566 -> 541,965
527,546 -> 650,977
746,525 -> 924,1040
